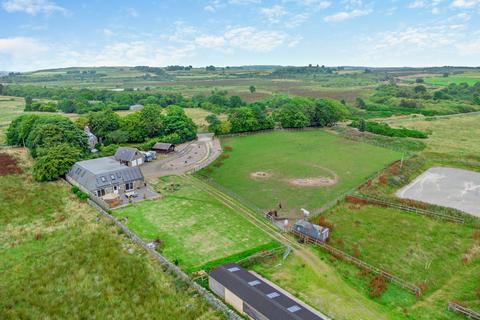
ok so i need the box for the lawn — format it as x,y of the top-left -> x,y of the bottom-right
0,149 -> 221,320
200,130 -> 401,217
384,113 -> 480,157
113,175 -> 277,272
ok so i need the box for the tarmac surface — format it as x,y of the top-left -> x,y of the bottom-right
396,166 -> 480,217
141,133 -> 222,182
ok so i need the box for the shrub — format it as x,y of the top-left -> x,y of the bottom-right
369,275 -> 387,298
223,146 -> 233,152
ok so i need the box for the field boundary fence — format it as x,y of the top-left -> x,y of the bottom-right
290,229 -> 422,296
346,195 -> 465,224
448,302 -> 480,320
87,199 -> 243,320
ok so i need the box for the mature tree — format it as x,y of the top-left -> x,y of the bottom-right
358,119 -> 366,132
6,114 -> 40,146
120,113 -> 144,142
26,120 -> 89,157
163,105 -> 197,142
414,85 -> 427,94
58,99 -> 77,113
74,117 -> 89,130
228,95 -> 245,108
107,129 -> 129,144
356,97 -> 366,109
0,83 -> 4,95
228,107 -> 259,133
249,85 -> 256,94
274,104 -> 309,129
138,104 -> 165,138
206,114 -> 221,133
314,98 -> 349,127
415,78 -> 424,83
88,109 -> 121,142
33,144 -> 84,182
25,96 -> 33,111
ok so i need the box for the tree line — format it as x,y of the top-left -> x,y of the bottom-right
6,105 -> 197,182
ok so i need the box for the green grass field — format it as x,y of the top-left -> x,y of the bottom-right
317,202 -> 480,319
422,75 -> 480,86
200,130 -> 401,217
113,175 -> 277,272
0,149 -> 221,320
383,113 -> 480,157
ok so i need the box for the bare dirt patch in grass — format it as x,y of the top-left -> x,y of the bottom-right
0,153 -> 22,176
288,176 -> 338,187
250,171 -> 273,179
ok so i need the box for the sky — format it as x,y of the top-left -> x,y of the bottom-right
0,0 -> 479,71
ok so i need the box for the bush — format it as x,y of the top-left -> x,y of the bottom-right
369,275 -> 387,298
350,120 -> 428,139
71,186 -> 88,201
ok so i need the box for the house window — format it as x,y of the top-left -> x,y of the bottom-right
248,280 -> 261,286
227,267 -> 240,272
96,189 -> 106,197
287,305 -> 301,313
267,292 -> 280,299
100,176 -> 106,182
125,182 -> 134,191
111,174 -> 116,180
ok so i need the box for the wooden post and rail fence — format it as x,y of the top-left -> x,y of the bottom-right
289,229 -> 423,296
448,302 -> 480,319
346,195 -> 465,224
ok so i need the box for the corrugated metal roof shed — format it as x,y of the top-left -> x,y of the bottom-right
210,263 -> 327,320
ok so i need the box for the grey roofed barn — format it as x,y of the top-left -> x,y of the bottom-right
67,157 -> 144,192
114,147 -> 143,162
152,142 -> 175,153
209,263 -> 327,320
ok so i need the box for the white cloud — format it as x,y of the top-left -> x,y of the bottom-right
224,27 -> 288,52
260,5 -> 288,23
451,0 -> 480,8
195,35 -> 226,48
285,13 -> 310,28
124,7 -> 138,17
0,37 -> 47,55
323,9 -> 371,22
194,27 -> 290,53
103,29 -> 115,37
2,0 -> 68,15
228,0 -> 260,4
456,40 -> 480,55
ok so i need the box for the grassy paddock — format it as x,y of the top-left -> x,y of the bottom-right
0,149 -> 221,320
384,113 -> 480,157
113,175 -> 276,272
200,130 -> 401,217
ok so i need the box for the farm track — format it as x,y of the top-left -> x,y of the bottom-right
179,174 -> 389,320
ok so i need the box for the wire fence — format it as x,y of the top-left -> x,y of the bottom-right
290,229 -> 422,296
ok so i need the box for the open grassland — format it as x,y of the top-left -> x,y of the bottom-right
315,202 -> 480,319
382,113 -> 480,157
422,75 -> 480,86
323,203 -> 478,291
200,130 -> 401,217
0,149 -> 221,320
113,175 -> 277,272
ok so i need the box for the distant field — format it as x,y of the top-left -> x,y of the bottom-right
422,75 -> 480,86
383,113 -> 480,156
200,130 -> 401,217
113,175 -> 277,272
0,149 -> 220,320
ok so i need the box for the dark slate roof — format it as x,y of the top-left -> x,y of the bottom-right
114,147 -> 142,162
67,157 -> 144,192
152,142 -> 175,150
210,263 -> 327,320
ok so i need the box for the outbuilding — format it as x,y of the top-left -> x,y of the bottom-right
152,142 -> 175,154
209,263 -> 328,320
293,220 -> 329,242
114,147 -> 144,167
